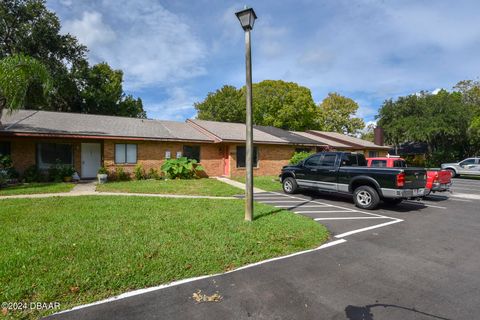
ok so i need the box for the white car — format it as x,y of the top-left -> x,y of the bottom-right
441,158 -> 480,177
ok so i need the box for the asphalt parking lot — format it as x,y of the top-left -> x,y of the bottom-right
48,177 -> 480,320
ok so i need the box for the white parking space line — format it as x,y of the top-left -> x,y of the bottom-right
450,193 -> 480,200
261,200 -> 313,203
267,191 -> 393,218
426,196 -> 471,202
404,201 -> 447,209
275,205 -> 330,208
314,217 -> 387,221
295,210 -> 354,214
334,219 -> 404,238
451,186 -> 480,190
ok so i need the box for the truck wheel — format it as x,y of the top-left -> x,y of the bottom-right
282,177 -> 298,194
383,198 -> 403,205
353,186 -> 380,210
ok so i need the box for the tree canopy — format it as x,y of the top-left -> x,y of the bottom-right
195,81 -> 364,133
0,0 -> 145,117
376,89 -> 476,165
317,92 -> 365,135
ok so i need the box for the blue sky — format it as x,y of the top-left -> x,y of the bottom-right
47,0 -> 480,124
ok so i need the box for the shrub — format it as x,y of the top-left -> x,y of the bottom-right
146,168 -> 161,180
0,155 -> 18,179
98,166 -> 108,174
289,151 -> 314,165
60,165 -> 76,178
23,165 -> 42,182
134,164 -> 146,180
115,167 -> 130,181
0,169 -> 8,186
161,157 -> 204,179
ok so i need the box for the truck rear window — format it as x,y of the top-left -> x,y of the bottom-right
393,160 -> 407,167
371,160 -> 387,167
343,154 -> 367,166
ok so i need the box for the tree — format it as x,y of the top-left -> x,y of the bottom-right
376,90 -> 474,164
250,80 -> 317,131
0,54 -> 51,123
360,123 -> 376,142
195,85 -> 244,122
317,92 -> 365,135
195,80 -> 318,131
81,63 -> 145,118
0,0 -> 145,117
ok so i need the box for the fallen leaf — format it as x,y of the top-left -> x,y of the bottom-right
192,290 -> 222,303
69,286 -> 80,293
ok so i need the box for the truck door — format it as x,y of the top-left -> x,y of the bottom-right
314,153 -> 338,191
295,154 -> 322,188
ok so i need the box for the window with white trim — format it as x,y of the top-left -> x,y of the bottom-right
115,144 -> 137,164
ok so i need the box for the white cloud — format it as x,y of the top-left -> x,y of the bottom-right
63,11 -> 116,48
146,87 -> 198,121
60,0 -> 206,89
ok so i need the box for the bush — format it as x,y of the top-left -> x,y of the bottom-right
146,168 -> 161,180
134,164 -> 146,180
98,166 -> 108,174
0,155 -> 18,180
289,151 -> 314,165
115,167 -> 130,181
23,165 -> 42,182
161,157 -> 204,179
0,169 -> 8,186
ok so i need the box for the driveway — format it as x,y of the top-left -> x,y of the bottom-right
47,180 -> 480,320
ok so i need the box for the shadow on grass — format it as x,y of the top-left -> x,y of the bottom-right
253,208 -> 284,221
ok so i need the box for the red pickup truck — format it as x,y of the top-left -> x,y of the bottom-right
366,156 -> 451,195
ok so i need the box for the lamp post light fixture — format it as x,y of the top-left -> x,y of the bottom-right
235,7 -> 257,222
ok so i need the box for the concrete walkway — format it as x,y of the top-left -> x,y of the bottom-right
0,180 -> 238,200
215,177 -> 266,193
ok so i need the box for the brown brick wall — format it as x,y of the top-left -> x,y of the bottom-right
103,140 -> 224,177
229,144 -> 296,177
1,136 -> 390,179
0,137 -> 83,175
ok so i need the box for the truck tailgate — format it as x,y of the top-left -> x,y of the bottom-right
438,170 -> 452,184
403,168 -> 427,189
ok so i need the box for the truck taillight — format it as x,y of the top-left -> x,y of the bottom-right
396,172 -> 405,187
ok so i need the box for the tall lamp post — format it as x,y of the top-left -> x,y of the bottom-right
235,7 -> 257,222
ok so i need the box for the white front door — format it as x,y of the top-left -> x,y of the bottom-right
81,143 -> 101,178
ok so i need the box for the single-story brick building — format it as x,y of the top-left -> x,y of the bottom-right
0,110 -> 389,178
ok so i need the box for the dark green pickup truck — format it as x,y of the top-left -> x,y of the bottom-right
279,152 -> 427,209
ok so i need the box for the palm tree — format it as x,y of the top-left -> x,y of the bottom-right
0,54 -> 52,124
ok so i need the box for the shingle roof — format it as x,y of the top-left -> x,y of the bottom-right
188,119 -> 288,144
253,125 -> 321,145
0,110 -> 214,142
292,131 -> 353,148
307,130 -> 390,149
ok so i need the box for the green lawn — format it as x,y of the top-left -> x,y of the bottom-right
0,196 -> 328,319
233,175 -> 283,192
96,178 -> 243,197
0,182 -> 74,196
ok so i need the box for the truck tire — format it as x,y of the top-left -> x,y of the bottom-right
353,186 -> 380,210
282,177 -> 298,194
383,198 -> 403,205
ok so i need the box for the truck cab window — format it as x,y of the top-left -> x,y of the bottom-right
320,154 -> 336,167
304,155 -> 321,167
